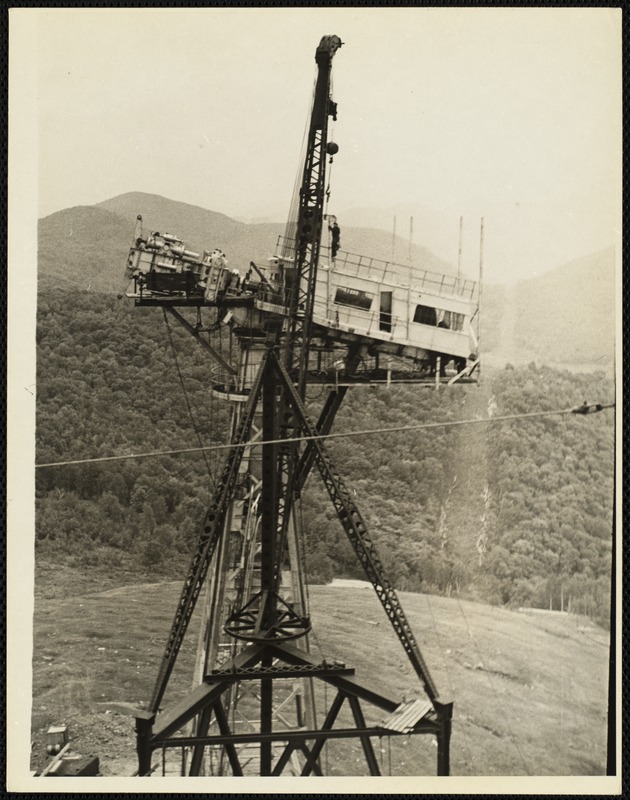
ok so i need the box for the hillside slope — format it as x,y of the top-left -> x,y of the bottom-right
96,192 -> 244,238
30,567 -> 610,777
512,248 -> 615,367
38,205 -> 130,294
481,248 -> 616,369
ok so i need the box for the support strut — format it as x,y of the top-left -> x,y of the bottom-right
272,351 -> 440,702
148,351 -> 269,713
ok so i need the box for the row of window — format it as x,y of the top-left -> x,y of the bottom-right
333,287 -> 465,332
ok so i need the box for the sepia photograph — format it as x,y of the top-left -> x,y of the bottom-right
8,7 -> 621,793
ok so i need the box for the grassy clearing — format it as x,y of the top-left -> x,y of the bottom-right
309,586 -> 609,776
31,569 -> 609,777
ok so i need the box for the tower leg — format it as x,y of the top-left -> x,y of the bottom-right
435,699 -> 453,776
188,705 -> 212,775
301,690 -> 345,776
135,712 -> 155,776
260,655 -> 274,775
212,700 -> 243,775
347,695 -> 381,776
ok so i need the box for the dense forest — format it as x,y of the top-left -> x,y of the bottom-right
35,289 -> 615,627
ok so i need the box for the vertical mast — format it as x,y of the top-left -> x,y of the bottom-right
284,35 -> 342,398
477,216 -> 484,382
457,215 -> 463,290
392,215 -> 397,260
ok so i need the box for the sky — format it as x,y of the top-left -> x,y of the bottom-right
11,7 -> 623,281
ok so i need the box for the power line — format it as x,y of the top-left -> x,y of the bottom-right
35,402 -> 614,470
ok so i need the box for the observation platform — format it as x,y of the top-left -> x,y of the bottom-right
123,230 -> 480,387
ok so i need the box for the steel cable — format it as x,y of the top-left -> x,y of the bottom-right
36,403 -> 614,469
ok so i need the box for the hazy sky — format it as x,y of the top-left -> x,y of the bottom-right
12,7 -> 623,278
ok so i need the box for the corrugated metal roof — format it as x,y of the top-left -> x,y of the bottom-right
380,698 -> 433,733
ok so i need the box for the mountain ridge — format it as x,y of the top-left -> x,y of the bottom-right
37,192 -> 616,369
38,192 -> 457,292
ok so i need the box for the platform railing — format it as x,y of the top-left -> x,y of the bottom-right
275,236 -> 476,299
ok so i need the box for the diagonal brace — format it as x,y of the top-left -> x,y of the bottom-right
164,306 -> 236,375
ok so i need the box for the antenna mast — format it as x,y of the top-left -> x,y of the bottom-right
457,215 -> 464,289
477,216 -> 484,382
392,214 -> 397,260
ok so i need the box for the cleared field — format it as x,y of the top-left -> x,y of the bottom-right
30,570 -> 610,777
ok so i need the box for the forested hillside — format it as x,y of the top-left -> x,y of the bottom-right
35,289 -> 615,627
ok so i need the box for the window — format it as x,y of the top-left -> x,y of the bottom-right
451,312 -> 465,332
334,286 -> 373,311
413,304 -> 437,326
413,305 -> 465,331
